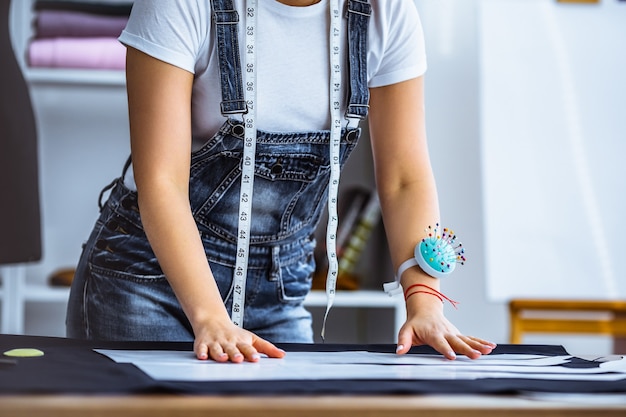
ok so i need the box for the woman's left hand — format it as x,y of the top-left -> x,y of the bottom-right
395,293 -> 497,360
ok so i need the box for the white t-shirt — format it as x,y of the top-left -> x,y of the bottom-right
119,0 -> 426,149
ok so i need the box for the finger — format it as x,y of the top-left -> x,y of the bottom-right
195,343 -> 209,361
468,336 -> 498,350
222,343 -> 244,363
395,327 -> 414,355
459,335 -> 496,355
252,337 -> 286,359
207,343 -> 229,362
428,337 -> 458,360
237,343 -> 261,362
447,335 -> 483,360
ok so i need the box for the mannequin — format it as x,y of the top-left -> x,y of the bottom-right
0,0 -> 42,264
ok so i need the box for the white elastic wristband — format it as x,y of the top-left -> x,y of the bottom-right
383,258 -> 419,296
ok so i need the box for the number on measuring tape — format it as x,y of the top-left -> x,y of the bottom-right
230,0 -> 258,328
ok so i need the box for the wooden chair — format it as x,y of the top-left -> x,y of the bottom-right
508,299 -> 626,353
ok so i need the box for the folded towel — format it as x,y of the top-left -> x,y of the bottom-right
28,37 -> 126,70
34,1 -> 133,17
35,10 -> 128,38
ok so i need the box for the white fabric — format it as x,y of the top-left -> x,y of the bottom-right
118,0 -> 427,148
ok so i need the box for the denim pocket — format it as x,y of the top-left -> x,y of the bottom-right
84,262 -> 191,341
89,208 -> 162,277
277,251 -> 315,304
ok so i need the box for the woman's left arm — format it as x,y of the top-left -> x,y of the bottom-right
368,76 -> 496,359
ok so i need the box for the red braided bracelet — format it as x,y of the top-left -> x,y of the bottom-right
405,290 -> 443,302
403,284 -> 459,309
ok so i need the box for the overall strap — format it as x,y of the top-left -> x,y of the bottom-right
211,0 -> 248,116
345,0 -> 371,120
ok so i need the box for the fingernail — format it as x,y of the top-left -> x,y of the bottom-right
199,353 -> 208,360
448,351 -> 457,359
252,353 -> 261,360
396,344 -> 404,353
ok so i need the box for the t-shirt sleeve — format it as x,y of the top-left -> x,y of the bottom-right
117,0 -> 209,74
368,0 -> 427,88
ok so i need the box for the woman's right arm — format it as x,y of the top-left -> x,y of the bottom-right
125,46 -> 284,362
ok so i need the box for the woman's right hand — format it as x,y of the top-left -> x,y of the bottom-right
192,318 -> 286,362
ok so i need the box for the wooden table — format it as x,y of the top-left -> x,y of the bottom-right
1,394 -> 625,417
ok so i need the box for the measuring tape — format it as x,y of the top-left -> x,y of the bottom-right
232,0 -> 343,336
321,0 -> 342,340
231,0 -> 258,327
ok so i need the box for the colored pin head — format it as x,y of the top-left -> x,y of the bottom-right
415,223 -> 466,279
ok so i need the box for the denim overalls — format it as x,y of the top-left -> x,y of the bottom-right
66,0 -> 371,343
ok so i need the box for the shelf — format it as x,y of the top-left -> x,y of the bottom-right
1,284 -> 405,336
4,286 -> 399,307
304,290 -> 406,336
23,284 -> 70,303
0,283 -> 69,304
26,68 -> 126,86
304,290 -> 402,308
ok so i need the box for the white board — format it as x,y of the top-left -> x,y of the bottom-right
479,0 -> 626,301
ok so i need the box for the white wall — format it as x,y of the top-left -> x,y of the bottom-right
480,0 -> 626,302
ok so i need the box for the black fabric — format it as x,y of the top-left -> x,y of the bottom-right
33,1 -> 133,16
0,335 -> 160,394
1,334 -> 625,395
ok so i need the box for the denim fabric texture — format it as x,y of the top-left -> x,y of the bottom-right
213,0 -> 247,115
346,0 -> 372,119
66,0 -> 370,343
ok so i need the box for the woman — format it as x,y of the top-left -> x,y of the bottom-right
66,0 -> 496,362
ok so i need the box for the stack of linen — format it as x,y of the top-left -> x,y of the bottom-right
28,0 -> 133,70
